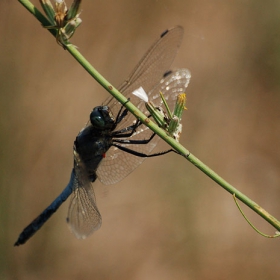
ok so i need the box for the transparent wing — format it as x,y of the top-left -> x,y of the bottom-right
67,151 -> 102,239
95,26 -> 184,186
97,69 -> 191,185
105,26 -> 184,130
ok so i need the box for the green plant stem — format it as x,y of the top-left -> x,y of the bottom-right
233,194 -> 280,238
18,0 -> 280,232
19,0 -> 56,36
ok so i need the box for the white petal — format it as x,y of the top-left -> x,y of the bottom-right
132,87 -> 149,102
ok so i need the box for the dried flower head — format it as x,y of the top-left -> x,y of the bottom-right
39,0 -> 82,47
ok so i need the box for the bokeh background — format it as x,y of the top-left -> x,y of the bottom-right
1,0 -> 280,279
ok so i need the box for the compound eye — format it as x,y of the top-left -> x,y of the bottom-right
90,106 -> 115,129
90,107 -> 106,128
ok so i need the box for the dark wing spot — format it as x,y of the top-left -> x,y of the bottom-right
160,29 -> 169,38
163,70 -> 173,78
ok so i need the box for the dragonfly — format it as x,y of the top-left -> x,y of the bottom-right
14,26 -> 191,246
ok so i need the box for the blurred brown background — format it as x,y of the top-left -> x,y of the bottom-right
1,0 -> 280,279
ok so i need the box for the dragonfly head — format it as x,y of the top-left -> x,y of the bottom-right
90,106 -> 115,130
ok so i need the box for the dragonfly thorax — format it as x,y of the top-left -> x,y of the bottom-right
90,106 -> 115,130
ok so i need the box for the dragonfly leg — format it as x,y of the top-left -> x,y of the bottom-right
112,119 -> 142,138
115,98 -> 131,125
112,143 -> 176,157
113,130 -> 156,144
113,111 -> 160,138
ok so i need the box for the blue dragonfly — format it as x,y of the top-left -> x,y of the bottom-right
14,26 -> 191,246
